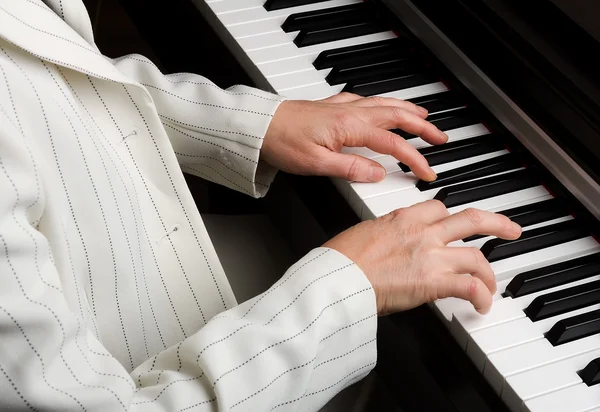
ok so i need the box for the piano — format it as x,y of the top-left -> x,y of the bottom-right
124,0 -> 600,410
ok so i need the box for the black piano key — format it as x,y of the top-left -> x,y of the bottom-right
406,91 -> 466,114
295,21 -> 388,47
434,169 -> 538,208
416,153 -> 519,191
398,135 -> 505,173
504,252 -> 600,298
481,220 -> 589,264
326,58 -> 418,85
525,280 -> 600,322
464,198 -> 570,242
579,357 -> 600,386
282,3 -> 368,33
393,107 -> 480,140
264,0 -> 329,11
343,72 -> 438,96
313,38 -> 411,70
545,309 -> 600,346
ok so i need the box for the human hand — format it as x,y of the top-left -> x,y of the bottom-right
262,92 -> 448,183
323,201 -> 522,315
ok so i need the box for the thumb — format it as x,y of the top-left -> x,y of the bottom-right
322,152 -> 386,182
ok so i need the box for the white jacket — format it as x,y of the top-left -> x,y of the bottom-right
0,0 -> 377,411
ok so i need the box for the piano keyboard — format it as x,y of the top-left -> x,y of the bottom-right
198,1 -> 600,410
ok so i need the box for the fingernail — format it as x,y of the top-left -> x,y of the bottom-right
513,222 -> 522,232
475,305 -> 489,315
418,106 -> 428,116
429,168 -> 437,181
369,166 -> 385,182
441,131 -> 449,140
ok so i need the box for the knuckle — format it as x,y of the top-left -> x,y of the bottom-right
467,278 -> 480,300
334,111 -> 354,127
389,132 -> 407,153
368,96 -> 385,106
500,214 -> 515,232
332,112 -> 355,136
390,106 -> 407,120
423,247 -> 441,264
337,92 -> 354,101
377,131 -> 399,153
428,199 -> 448,214
462,208 -> 484,227
346,157 -> 362,181
469,247 -> 486,267
390,207 -> 407,219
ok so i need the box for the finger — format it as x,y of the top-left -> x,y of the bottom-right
360,127 -> 437,181
365,107 -> 447,145
391,199 -> 449,225
350,96 -> 428,118
435,247 -> 496,294
432,208 -> 522,244
433,272 -> 493,314
320,92 -> 364,104
315,151 -> 386,182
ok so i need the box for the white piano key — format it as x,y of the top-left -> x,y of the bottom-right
237,30 -> 298,51
268,70 -> 328,91
490,236 -> 600,282
340,146 -> 383,159
265,60 -> 325,78
279,79 -> 449,105
375,82 -> 449,101
433,279 -> 510,324
334,141 -> 506,205
226,0 -> 362,38
229,19 -> 285,39
216,0 -> 359,25
209,0 -> 263,14
349,150 -> 509,200
446,187 -> 551,215
524,382 -> 600,412
249,31 -> 397,65
447,239 -> 600,348
258,31 -> 397,75
503,347 -> 600,412
484,334 -> 600,395
278,82 -> 344,100
430,231 -> 592,325
464,215 -> 573,250
370,155 -> 406,174
411,123 -> 491,149
363,166 -> 522,219
330,155 -> 404,212
467,297 -> 600,371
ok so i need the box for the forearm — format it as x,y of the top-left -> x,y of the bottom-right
112,54 -> 285,197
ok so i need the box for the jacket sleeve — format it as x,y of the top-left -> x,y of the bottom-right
0,110 -> 377,411
111,54 -> 285,198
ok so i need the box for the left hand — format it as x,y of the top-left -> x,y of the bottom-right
262,92 -> 448,183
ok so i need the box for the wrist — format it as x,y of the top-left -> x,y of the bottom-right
262,100 -> 292,163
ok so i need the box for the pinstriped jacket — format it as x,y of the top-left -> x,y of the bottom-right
0,0 -> 377,410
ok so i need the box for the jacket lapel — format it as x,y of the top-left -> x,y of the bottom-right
0,0 -> 148,92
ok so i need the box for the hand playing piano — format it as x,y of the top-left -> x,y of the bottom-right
324,200 -> 522,315
262,92 -> 448,182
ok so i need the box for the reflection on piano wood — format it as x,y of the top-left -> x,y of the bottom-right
193,0 -> 600,410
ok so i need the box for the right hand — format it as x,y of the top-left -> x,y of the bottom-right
323,200 -> 522,315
